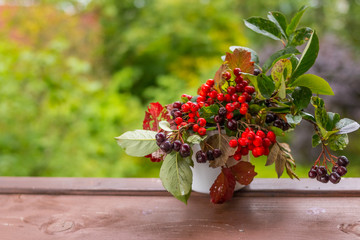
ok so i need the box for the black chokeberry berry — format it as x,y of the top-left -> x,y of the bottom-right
173,101 -> 182,109
226,119 -> 237,131
214,115 -> 224,123
213,149 -> 222,158
337,156 -> 349,167
254,69 -> 261,76
160,140 -> 173,153
318,174 -> 330,183
265,113 -> 275,123
218,107 -> 227,116
332,165 -> 338,173
173,140 -> 182,152
308,168 -> 317,179
206,150 -> 215,161
273,119 -> 283,129
179,143 -> 191,157
174,110 -> 182,118
155,132 -> 166,143
316,166 -> 327,177
195,150 -> 207,163
336,166 -> 347,176
329,172 -> 341,184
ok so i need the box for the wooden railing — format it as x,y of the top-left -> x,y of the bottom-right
0,177 -> 359,239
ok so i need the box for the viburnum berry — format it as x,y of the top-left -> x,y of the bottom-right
235,84 -> 244,92
233,68 -> 242,77
248,143 -> 255,151
229,139 -> 238,148
241,131 -> 248,139
241,102 -> 249,108
208,90 -> 218,99
201,84 -> 211,93
226,103 -> 235,112
217,93 -> 225,101
188,112 -> 195,118
235,75 -> 244,84
238,137 -> 249,147
181,104 -> 190,112
256,130 -> 266,138
233,102 -> 240,109
224,94 -> 232,102
226,112 -> 234,120
238,95 -> 246,103
188,118 -> 196,123
242,81 -> 248,87
175,117 -> 183,125
198,127 -> 207,136
267,131 -> 276,143
239,107 -> 247,115
197,118 -> 206,127
240,147 -> 249,156
181,94 -> 192,101
247,131 -> 255,141
233,153 -> 242,161
262,138 -> 272,148
227,86 -> 236,95
199,90 -> 207,97
206,79 -> 215,86
244,86 -> 255,94
207,98 -> 214,105
253,136 -> 263,147
231,94 -> 239,102
264,147 -> 270,156
190,103 -> 199,112
222,72 -> 231,80
173,101 -> 182,109
192,124 -> 199,132
177,122 -> 187,129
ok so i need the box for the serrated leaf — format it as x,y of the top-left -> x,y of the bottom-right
311,96 -> 328,129
210,168 -> 236,204
262,47 -> 300,73
271,59 -> 292,99
285,161 -> 299,180
159,121 -> 173,132
159,152 -> 192,204
286,6 -> 308,36
292,86 -> 312,111
244,17 -> 282,40
199,105 -> 219,124
229,46 -> 259,64
312,134 -> 321,147
291,74 -> 334,95
336,118 -> 360,134
290,27 -> 313,46
230,161 -> 257,185
187,134 -> 207,144
115,130 -> 159,157
203,134 -> 237,168
213,64 -> 228,93
225,48 -> 255,74
286,114 -> 302,125
328,134 -> 349,151
143,102 -> 171,131
291,31 -> 319,81
267,11 -> 288,39
257,74 -> 275,99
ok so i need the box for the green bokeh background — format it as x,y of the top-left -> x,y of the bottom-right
0,0 -> 359,178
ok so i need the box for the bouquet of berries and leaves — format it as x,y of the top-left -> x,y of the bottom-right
116,7 -> 359,204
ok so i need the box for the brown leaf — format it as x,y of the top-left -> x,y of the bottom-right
230,161 -> 257,185
266,142 -> 295,178
213,64 -> 229,92
210,168 -> 236,204
285,159 -> 299,180
203,134 -> 237,168
225,48 -> 255,74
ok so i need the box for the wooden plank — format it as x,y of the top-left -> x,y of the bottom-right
0,194 -> 359,240
0,177 -> 359,197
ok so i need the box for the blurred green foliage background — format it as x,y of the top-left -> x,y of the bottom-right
0,0 -> 359,178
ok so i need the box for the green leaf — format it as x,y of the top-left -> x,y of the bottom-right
311,96 -> 328,129
300,112 -> 315,122
244,17 -> 282,41
328,134 -> 349,151
336,118 -> 360,134
312,134 -> 321,147
257,74 -> 275,98
292,86 -> 312,111
289,54 -> 299,70
187,134 -> 207,144
326,112 -> 340,131
115,130 -> 159,157
262,47 -> 300,72
291,74 -> 334,95
268,106 -> 291,114
290,31 -> 319,81
269,126 -> 284,136
286,114 -> 302,125
290,27 -> 313,46
267,11 -> 288,39
271,59 -> 292,99
159,121 -> 173,131
199,104 -> 219,123
159,152 -> 192,204
229,46 -> 259,64
286,6 -> 308,36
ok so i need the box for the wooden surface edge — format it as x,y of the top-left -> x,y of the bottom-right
0,177 -> 359,197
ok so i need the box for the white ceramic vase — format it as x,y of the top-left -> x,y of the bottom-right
190,142 -> 250,194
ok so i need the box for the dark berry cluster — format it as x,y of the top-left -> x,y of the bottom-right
228,128 -> 276,160
308,156 -> 349,184
155,132 -> 191,158
265,112 -> 290,131
195,149 -> 222,163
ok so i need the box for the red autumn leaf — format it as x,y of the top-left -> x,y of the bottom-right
225,48 -> 255,74
143,102 -> 171,131
230,161 -> 257,185
210,167 -> 236,204
213,63 -> 229,93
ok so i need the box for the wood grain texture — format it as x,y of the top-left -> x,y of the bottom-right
0,178 -> 359,240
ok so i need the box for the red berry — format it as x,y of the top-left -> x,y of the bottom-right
248,143 -> 255,151
181,94 -> 192,100
229,139 -> 238,148
198,102 -> 205,107
198,127 -> 207,136
175,117 -> 183,125
239,107 -> 247,115
247,131 -> 255,141
233,102 -> 240,109
233,153 -> 242,161
207,98 -> 214,105
242,92 -> 252,102
190,103 -> 199,112
226,103 -> 235,112
201,84 -> 211,93
193,124 -> 199,132
197,118 -> 206,127
231,94 -> 239,102
217,93 -> 225,101
263,138 -> 272,148
241,102 -> 249,108
188,118 -> 196,123
244,86 -> 255,94
240,147 -> 248,156
245,127 -> 251,132
255,146 -> 265,156
181,104 -> 190,112
222,72 -> 231,80
224,94 -> 232,102
238,137 -> 249,147
233,68 -> 242,77
227,86 -> 236,95
256,130 -> 266,138
208,90 -> 218,99
188,112 -> 195,118
241,132 -> 248,139
238,95 -> 246,103
264,147 -> 270,156
226,112 -> 234,120
199,90 -> 207,97
197,96 -> 206,103
235,75 -> 244,84
253,136 -> 263,147
235,84 -> 243,92
178,122 -> 187,129
242,81 -> 248,87
196,112 -> 200,117
206,79 -> 215,86
267,131 -> 276,143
